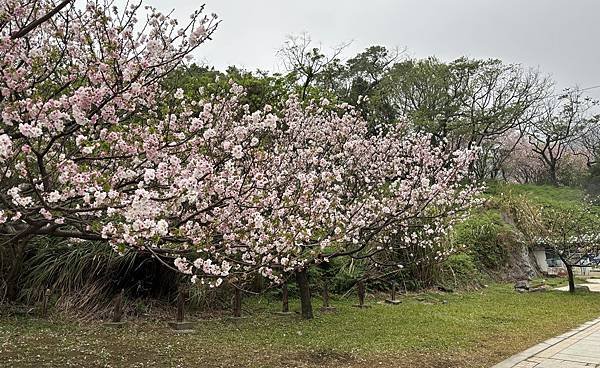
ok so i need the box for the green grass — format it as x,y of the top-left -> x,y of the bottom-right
493,183 -> 584,203
486,183 -> 588,212
2,283 -> 600,368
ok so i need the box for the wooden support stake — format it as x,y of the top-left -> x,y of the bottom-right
385,282 -> 402,305
282,283 -> 289,313
233,286 -> 242,318
42,289 -> 51,318
353,280 -> 371,308
358,280 -> 365,306
322,283 -> 330,308
112,289 -> 124,323
176,289 -> 185,323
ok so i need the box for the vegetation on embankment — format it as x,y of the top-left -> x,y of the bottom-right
444,183 -> 599,285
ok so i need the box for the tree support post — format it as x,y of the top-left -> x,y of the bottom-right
104,289 -> 127,328
41,288 -> 51,318
168,287 -> 194,332
275,283 -> 293,315
320,281 -> 336,313
353,280 -> 371,308
232,286 -> 242,318
385,282 -> 402,305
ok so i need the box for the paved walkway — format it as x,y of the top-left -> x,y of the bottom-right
555,279 -> 600,293
555,284 -> 600,292
493,317 -> 600,367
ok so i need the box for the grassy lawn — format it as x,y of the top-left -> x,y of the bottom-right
2,283 -> 600,368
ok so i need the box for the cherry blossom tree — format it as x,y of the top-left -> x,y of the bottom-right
0,0 -> 481,319
501,133 -> 548,184
160,93 -> 481,319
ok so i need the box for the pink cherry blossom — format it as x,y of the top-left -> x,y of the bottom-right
0,0 -> 480,291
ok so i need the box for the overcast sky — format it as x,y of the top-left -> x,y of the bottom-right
143,0 -> 600,99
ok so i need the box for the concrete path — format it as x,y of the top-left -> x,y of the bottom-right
493,317 -> 600,367
554,284 -> 600,292
555,279 -> 600,292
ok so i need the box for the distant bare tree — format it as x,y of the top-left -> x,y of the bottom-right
576,112 -> 600,168
277,33 -> 349,100
527,89 -> 597,186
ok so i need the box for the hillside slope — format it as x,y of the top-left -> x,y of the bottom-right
447,183 -> 593,285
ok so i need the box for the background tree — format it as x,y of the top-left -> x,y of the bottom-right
318,45 -> 402,128
384,58 -> 550,179
527,89 -> 597,186
535,207 -> 600,293
165,64 -> 294,112
277,33 -> 348,101
500,135 -> 549,184
499,191 -> 600,293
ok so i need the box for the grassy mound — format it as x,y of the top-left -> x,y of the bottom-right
445,183 -> 596,285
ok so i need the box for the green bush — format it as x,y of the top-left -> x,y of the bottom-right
453,210 -> 512,271
440,253 -> 482,288
312,258 -> 365,294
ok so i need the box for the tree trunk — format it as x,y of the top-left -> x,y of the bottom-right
566,264 -> 575,293
5,241 -> 26,301
548,163 -> 559,187
295,268 -> 313,320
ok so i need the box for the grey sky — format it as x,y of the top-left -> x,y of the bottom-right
145,0 -> 600,98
